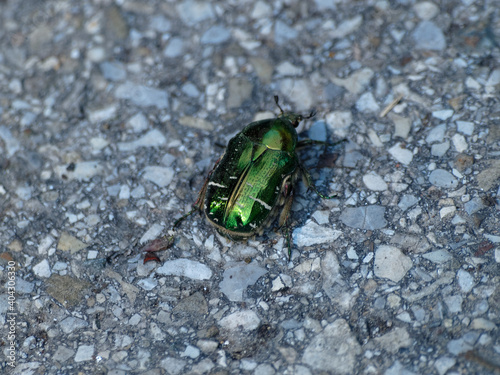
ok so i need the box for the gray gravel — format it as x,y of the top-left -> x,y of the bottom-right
1,1 -> 500,374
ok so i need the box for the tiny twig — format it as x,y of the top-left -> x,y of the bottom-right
379,93 -> 404,118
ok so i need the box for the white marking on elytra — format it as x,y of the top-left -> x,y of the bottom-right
220,197 -> 228,201
229,176 -> 238,179
249,196 -> 272,210
246,182 -> 254,188
208,181 -> 227,188
249,223 -> 257,229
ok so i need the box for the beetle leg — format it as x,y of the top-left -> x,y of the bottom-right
296,138 -> 347,150
172,180 -> 206,229
172,176 -> 208,229
144,190 -> 203,262
143,173 -> 207,262
281,224 -> 293,261
278,177 -> 295,260
144,155 -> 224,262
299,163 -> 339,200
295,139 -> 346,199
173,154 -> 224,229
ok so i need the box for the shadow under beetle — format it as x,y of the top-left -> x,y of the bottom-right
143,96 -> 345,262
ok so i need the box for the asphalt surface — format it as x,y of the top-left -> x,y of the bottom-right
1,1 -> 499,374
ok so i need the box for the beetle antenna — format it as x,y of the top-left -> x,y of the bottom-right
274,95 -> 284,114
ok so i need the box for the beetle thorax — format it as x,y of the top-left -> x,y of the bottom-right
243,117 -> 298,153
262,126 -> 295,151
280,112 -> 304,128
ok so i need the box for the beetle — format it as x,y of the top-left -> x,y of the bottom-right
143,96 -> 345,262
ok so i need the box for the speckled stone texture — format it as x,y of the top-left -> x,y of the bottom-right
0,1 -> 499,374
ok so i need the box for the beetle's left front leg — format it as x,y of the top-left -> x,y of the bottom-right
143,155 -> 223,263
172,154 -> 224,229
172,174 -> 209,229
142,177 -> 208,262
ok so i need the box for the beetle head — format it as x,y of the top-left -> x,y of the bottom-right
274,95 -> 316,128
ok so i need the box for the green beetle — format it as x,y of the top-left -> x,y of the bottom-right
143,96 -> 344,261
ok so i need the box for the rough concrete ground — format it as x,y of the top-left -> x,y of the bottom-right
0,0 -> 499,374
